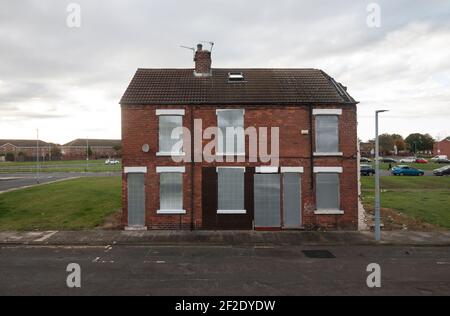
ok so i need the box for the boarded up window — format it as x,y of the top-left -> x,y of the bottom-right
315,115 -> 339,152
218,168 -> 245,211
160,173 -> 183,210
159,115 -> 183,153
316,173 -> 340,210
217,110 -> 244,154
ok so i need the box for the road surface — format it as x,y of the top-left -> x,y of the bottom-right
0,172 -> 120,192
0,244 -> 448,295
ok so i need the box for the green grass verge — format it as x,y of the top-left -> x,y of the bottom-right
361,176 -> 450,229
0,177 -> 121,231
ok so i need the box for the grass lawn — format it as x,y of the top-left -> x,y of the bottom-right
361,176 -> 450,229
0,177 -> 121,231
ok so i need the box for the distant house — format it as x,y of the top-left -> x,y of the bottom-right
433,138 -> 450,157
0,139 -> 53,161
61,139 -> 121,160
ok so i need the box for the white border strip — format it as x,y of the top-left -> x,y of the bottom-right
216,166 -> 246,173
157,209 -> 187,215
156,166 -> 186,173
280,167 -> 304,173
313,109 -> 342,115
313,167 -> 343,173
217,209 -> 247,214
255,166 -> 279,173
124,167 -> 147,174
156,109 -> 185,116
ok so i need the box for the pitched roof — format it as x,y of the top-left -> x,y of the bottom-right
0,139 -> 51,147
120,68 -> 356,105
63,139 -> 121,147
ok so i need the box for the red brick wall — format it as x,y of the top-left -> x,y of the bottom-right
433,140 -> 450,157
121,104 -> 358,230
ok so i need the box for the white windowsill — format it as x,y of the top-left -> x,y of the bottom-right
156,152 -> 185,157
217,209 -> 247,214
314,209 -> 344,215
157,209 -> 186,215
313,152 -> 343,156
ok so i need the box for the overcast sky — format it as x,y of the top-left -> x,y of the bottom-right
1,0 -> 449,144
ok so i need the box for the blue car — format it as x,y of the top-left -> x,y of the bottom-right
391,165 -> 424,176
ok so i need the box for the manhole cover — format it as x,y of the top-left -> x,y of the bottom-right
302,250 -> 335,258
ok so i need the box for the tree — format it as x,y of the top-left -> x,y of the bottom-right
50,146 -> 62,160
87,146 -> 93,159
378,134 -> 395,155
113,145 -> 122,158
5,152 -> 15,162
17,151 -> 27,162
391,134 -> 406,151
405,133 -> 434,153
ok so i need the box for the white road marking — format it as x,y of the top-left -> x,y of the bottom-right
33,231 -> 58,242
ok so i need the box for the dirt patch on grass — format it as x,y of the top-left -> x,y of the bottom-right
363,205 -> 443,231
96,209 -> 122,230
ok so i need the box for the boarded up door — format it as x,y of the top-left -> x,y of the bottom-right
127,173 -> 145,227
254,173 -> 281,228
283,173 -> 302,228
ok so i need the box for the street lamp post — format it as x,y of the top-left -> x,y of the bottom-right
375,110 -> 388,241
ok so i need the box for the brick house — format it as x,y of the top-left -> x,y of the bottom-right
0,139 -> 52,161
61,139 -> 122,160
120,44 -> 359,231
433,138 -> 450,157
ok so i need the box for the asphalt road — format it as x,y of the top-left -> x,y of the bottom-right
0,172 -> 120,192
0,245 -> 449,295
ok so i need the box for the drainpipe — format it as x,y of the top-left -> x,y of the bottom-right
190,106 -> 195,230
309,105 -> 314,190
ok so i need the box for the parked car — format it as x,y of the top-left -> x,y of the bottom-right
436,158 -> 450,164
415,158 -> 428,164
360,157 -> 371,163
433,165 -> 450,176
105,159 -> 120,165
381,157 -> 397,163
431,155 -> 448,161
391,165 -> 424,176
399,157 -> 416,163
360,164 -> 375,176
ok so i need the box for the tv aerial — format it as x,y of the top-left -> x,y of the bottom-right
200,41 -> 214,52
180,45 -> 195,58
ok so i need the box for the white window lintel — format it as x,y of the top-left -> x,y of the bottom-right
156,109 -> 185,116
124,166 -> 147,174
255,166 -> 279,173
313,109 -> 342,115
313,167 -> 343,173
216,109 -> 245,115
156,166 -> 186,173
280,167 -> 304,173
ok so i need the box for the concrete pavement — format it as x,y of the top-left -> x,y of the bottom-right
1,230 -> 450,246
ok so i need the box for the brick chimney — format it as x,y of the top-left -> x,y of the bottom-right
194,44 -> 212,77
